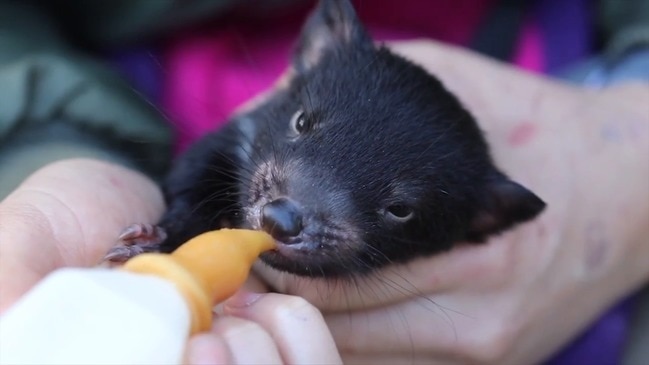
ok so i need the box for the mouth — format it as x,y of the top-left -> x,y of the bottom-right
265,235 -> 315,258
259,248 -> 329,277
243,195 -> 361,277
248,232 -> 337,277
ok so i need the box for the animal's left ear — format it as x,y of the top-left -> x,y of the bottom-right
293,0 -> 373,71
467,173 -> 546,241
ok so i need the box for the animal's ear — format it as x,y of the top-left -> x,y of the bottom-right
467,173 -> 546,241
293,0 -> 372,71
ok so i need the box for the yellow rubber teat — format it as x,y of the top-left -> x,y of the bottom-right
120,229 -> 276,335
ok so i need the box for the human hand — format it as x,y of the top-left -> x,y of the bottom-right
250,40 -> 649,364
0,158 -> 341,364
0,158 -> 165,312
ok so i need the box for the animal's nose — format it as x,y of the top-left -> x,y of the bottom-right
261,198 -> 303,241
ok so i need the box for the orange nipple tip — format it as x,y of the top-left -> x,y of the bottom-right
120,229 -> 276,334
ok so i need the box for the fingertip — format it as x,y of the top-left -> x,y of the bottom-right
222,293 -> 343,364
211,316 -> 285,364
185,333 -> 231,365
224,289 -> 264,309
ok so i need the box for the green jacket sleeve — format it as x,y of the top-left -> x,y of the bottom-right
0,1 -> 174,199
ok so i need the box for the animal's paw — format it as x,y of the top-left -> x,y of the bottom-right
102,223 -> 168,263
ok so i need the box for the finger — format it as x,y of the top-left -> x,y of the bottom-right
2,158 -> 164,264
224,291 -> 342,365
211,316 -> 284,365
185,333 -> 232,365
0,158 -> 164,312
322,289 -> 515,362
252,231 -> 524,312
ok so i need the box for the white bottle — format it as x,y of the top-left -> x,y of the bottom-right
0,268 -> 191,365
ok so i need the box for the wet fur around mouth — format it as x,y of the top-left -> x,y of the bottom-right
113,0 -> 546,278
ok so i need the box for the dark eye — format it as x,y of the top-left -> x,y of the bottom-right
290,110 -> 310,134
385,204 -> 415,222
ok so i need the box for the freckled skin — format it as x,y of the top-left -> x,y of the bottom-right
508,122 -> 537,147
107,0 -> 546,278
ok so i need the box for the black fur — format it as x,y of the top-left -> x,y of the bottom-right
153,0 -> 546,277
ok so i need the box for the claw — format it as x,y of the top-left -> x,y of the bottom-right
102,223 -> 168,264
118,223 -> 167,244
101,244 -> 162,263
102,246 -> 137,263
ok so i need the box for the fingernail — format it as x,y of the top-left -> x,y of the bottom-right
225,290 -> 264,308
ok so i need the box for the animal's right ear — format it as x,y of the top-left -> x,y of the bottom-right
293,0 -> 372,72
467,173 -> 546,242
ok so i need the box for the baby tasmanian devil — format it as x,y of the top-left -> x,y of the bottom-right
105,0 -> 546,278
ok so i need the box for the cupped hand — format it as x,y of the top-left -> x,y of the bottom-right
251,40 -> 649,364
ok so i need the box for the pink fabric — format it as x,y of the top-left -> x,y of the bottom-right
512,17 -> 545,73
163,28 -> 295,152
161,0 -> 543,152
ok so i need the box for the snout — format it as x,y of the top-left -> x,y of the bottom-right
261,197 -> 303,242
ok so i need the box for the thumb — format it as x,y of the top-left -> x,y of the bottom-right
0,158 -> 164,312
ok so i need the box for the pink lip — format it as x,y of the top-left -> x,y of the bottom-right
272,240 -> 312,258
